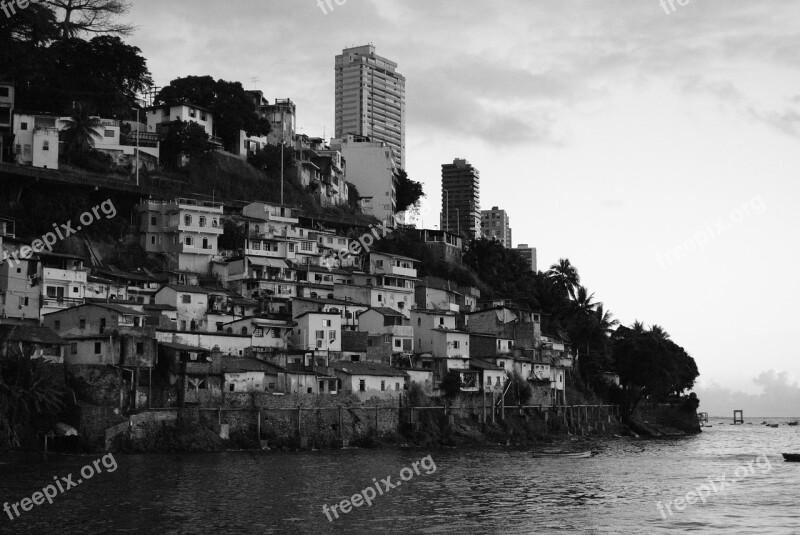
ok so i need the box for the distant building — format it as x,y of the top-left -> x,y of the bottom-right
441,159 -> 481,240
481,206 -> 512,248
330,134 -> 397,227
335,45 -> 405,169
514,244 -> 537,272
145,103 -> 214,137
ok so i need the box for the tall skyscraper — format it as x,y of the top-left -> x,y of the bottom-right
441,159 -> 481,240
481,206 -> 512,248
335,45 -> 406,168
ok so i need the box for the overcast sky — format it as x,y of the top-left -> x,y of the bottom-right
126,0 -> 800,416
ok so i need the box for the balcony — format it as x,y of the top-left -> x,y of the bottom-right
42,296 -> 84,309
386,325 -> 413,337
42,267 -> 87,284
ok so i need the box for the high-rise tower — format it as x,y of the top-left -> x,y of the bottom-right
441,159 -> 481,240
335,45 -> 406,169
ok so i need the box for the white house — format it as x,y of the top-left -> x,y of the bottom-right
154,285 -> 209,332
290,311 -> 342,352
332,361 -> 407,400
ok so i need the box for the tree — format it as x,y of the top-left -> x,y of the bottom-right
0,352 -> 69,449
503,371 -> 532,406
394,168 -> 425,213
156,76 -> 271,154
159,120 -> 213,170
44,0 -> 134,39
572,285 -> 597,313
547,258 -> 580,300
611,324 -> 699,416
440,370 -> 462,399
60,103 -> 102,157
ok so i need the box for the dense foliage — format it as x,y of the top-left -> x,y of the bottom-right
394,169 -> 425,213
0,353 -> 69,449
155,76 -> 271,154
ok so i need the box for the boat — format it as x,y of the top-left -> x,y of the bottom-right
782,453 -> 800,462
768,424 -> 779,428
788,421 -> 799,426
532,450 -> 594,459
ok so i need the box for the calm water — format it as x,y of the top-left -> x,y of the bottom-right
1,417 -> 799,534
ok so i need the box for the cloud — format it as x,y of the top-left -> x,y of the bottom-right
694,370 -> 800,417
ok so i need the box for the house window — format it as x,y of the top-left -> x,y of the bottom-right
229,384 -> 235,392
94,342 -> 101,354
315,330 -> 324,340
202,238 -> 209,249
150,236 -> 156,245
70,343 -> 77,354
376,260 -> 383,268
54,320 -> 60,330
42,140 -> 49,151
439,317 -> 444,325
322,319 -> 331,327
104,130 -> 114,138
254,328 -> 263,337
136,342 -> 144,354
329,330 -> 336,340
216,322 -> 223,331
181,295 -> 191,303
452,341 -> 460,349
21,122 -> 28,130
189,108 -> 197,118
151,216 -> 157,226
199,216 -> 206,227
184,236 -> 193,246
241,327 -> 248,335
79,319 -> 86,329
417,318 -> 421,326
184,215 -> 192,226
359,379 -> 365,392
395,382 -> 400,391
394,339 -> 401,348
380,380 -> 385,391
377,294 -> 382,302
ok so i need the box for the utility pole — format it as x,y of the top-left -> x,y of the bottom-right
280,131 -> 285,206
131,107 -> 140,187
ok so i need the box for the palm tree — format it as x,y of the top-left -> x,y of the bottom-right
595,304 -> 619,336
547,258 -> 580,299
649,325 -> 671,341
631,320 -> 647,333
572,285 -> 598,312
60,103 -> 102,157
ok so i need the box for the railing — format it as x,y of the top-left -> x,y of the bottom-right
42,296 -> 84,308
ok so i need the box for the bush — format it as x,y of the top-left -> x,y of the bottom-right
71,149 -> 114,173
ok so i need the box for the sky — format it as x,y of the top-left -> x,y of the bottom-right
124,0 -> 800,416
